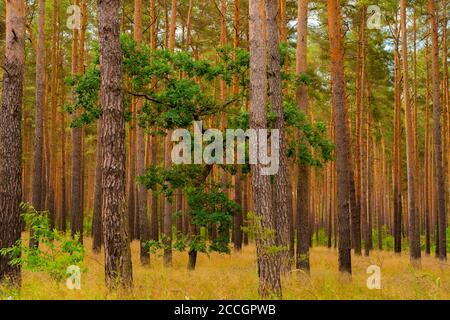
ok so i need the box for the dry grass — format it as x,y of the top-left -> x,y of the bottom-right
2,238 -> 449,300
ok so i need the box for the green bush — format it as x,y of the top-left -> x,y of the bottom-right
0,203 -> 86,282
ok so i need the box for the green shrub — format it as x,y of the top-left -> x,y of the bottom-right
0,203 -> 86,282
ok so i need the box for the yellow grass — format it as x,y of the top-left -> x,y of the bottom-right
1,238 -> 449,300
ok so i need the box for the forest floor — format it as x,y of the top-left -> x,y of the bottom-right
2,238 -> 450,300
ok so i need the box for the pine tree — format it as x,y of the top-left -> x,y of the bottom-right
98,0 -> 133,290
0,0 -> 26,285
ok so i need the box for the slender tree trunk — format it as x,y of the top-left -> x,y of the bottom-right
249,0 -> 282,298
186,0 -> 193,50
376,140 -> 383,250
59,44 -> 67,232
48,0 -> 59,230
0,0 -> 25,285
70,0 -> 84,243
327,162 -> 333,248
243,175 -> 249,246
149,0 -> 159,242
353,6 -> 366,256
232,0 -> 243,253
425,37 -> 431,255
366,112 -> 373,253
400,0 -> 421,263
127,102 -> 136,240
92,119 -> 103,253
218,0 -> 229,245
295,0 -> 311,272
326,0 -> 352,274
393,26 -> 402,254
134,0 -> 150,265
163,0 -> 178,267
279,0 -> 287,42
44,71 -> 50,214
443,0 -> 449,226
30,0 -> 46,248
429,0 -> 447,261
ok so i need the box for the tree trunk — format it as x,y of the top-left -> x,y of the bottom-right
264,0 -> 292,274
365,111 -> 372,254
70,0 -> 83,243
353,6 -> 366,256
424,38 -> 431,255
232,0 -> 243,253
295,0 -> 311,272
127,100 -> 136,240
393,26 -> 402,254
92,119 -> 103,253
279,0 -> 287,42
48,0 -> 60,230
400,0 -> 421,262
429,0 -> 447,261
134,0 -> 150,265
98,0 -> 133,290
59,43 -> 67,231
326,0 -> 352,274
30,0 -> 46,248
162,0 -> 177,267
0,0 -> 25,285
149,0 -> 159,244
249,0 -> 282,298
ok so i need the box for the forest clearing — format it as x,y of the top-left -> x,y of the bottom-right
0,0 -> 449,303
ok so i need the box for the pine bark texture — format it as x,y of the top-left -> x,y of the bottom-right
264,0 -> 293,273
98,0 -> 133,290
249,0 -> 282,298
0,0 -> 26,285
327,0 -> 352,274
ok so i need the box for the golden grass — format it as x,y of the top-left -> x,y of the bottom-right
2,238 -> 449,300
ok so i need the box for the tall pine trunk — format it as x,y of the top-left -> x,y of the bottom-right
393,25 -> 402,254
424,38 -> 431,255
149,0 -> 159,243
98,0 -> 133,290
249,0 -> 282,298
48,0 -> 59,229
134,0 -> 150,265
0,0 -> 26,285
70,0 -> 84,243
265,0 -> 292,274
295,0 -> 311,272
30,0 -> 46,248
163,0 -> 178,267
232,0 -> 243,253
326,0 -> 352,274
400,0 -> 421,263
428,0 -> 447,261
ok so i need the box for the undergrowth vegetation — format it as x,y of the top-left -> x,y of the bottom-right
1,237 -> 449,300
